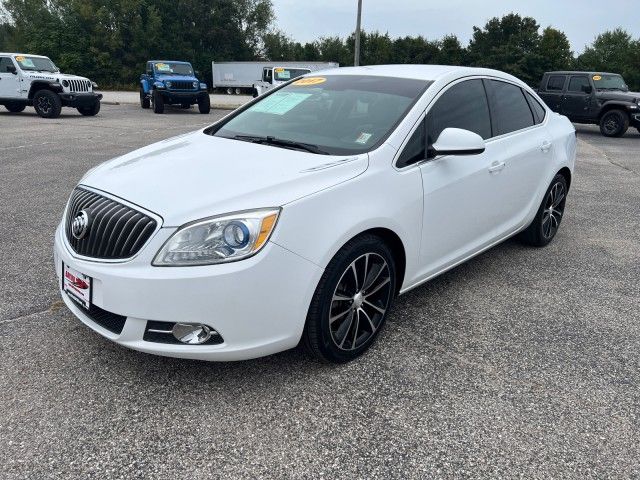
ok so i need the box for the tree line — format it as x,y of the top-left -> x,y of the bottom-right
1,1 -> 638,91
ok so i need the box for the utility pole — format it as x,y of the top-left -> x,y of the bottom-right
354,0 -> 363,66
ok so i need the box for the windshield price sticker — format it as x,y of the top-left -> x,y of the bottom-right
293,77 -> 327,87
15,55 -> 25,62
156,63 -> 171,72
593,75 -> 602,81
355,132 -> 373,144
250,92 -> 312,115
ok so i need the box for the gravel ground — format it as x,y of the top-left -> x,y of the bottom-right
0,105 -> 639,479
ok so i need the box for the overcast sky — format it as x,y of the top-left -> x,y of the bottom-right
271,0 -> 638,53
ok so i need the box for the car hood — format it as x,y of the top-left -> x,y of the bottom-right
155,74 -> 197,82
80,131 -> 368,227
24,72 -> 89,82
598,90 -> 640,102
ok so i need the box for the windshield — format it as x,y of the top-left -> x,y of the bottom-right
592,74 -> 628,91
154,62 -> 193,76
274,68 -> 311,82
14,55 -> 58,73
211,75 -> 428,155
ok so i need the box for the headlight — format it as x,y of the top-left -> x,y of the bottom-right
91,81 -> 98,89
165,81 -> 172,88
61,80 -> 69,88
153,208 -> 280,266
193,81 -> 199,89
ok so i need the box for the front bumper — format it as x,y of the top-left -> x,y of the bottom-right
158,90 -> 208,104
54,223 -> 323,361
60,92 -> 102,108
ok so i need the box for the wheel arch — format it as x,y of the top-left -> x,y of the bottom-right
335,227 -> 407,296
557,167 -> 572,192
598,102 -> 632,121
28,81 -> 62,99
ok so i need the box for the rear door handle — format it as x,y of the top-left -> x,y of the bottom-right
488,161 -> 506,173
540,141 -> 552,153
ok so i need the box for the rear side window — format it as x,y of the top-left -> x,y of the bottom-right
568,76 -> 590,93
525,92 -> 546,124
0,56 -> 13,72
488,80 -> 535,135
547,75 -> 566,91
426,79 -> 492,145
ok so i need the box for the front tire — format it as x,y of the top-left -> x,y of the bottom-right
197,94 -> 210,114
599,109 -> 629,137
140,89 -> 150,109
152,90 -> 164,114
520,174 -> 568,247
304,234 -> 396,363
33,90 -> 62,118
77,101 -> 100,116
5,102 -> 26,113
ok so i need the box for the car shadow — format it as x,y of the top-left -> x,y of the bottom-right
85,237 -> 528,387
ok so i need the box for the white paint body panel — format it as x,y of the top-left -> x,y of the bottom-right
54,65 -> 576,360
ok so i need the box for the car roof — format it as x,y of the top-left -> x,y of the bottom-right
0,52 -> 50,58
545,71 -> 621,76
314,64 -> 523,84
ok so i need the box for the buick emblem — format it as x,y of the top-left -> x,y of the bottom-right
71,210 -> 91,240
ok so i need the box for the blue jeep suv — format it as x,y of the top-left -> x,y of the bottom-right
140,60 -> 210,114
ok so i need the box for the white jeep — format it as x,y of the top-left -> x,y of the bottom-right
0,53 -> 102,118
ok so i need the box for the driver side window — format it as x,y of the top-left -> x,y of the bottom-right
0,56 -> 14,73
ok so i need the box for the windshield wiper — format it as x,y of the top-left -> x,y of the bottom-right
232,135 -> 329,155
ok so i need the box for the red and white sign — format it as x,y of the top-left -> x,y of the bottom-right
63,263 -> 92,310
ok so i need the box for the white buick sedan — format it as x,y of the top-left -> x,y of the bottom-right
55,65 -> 576,363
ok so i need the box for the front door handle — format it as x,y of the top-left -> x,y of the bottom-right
540,141 -> 552,153
488,161 -> 506,173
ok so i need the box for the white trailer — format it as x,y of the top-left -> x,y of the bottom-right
212,61 -> 339,95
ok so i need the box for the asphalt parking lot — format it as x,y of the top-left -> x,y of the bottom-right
1,105 -> 639,479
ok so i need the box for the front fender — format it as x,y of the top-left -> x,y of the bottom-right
271,145 -> 424,290
599,100 -> 639,118
140,79 -> 151,93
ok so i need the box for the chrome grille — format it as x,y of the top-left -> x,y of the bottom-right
67,79 -> 91,92
168,80 -> 195,90
65,188 -> 158,260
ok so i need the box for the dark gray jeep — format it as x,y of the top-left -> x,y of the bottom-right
537,71 -> 640,137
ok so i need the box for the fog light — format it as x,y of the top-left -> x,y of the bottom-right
172,323 -> 212,344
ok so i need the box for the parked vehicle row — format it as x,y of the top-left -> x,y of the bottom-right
537,71 -> 640,137
55,65 -> 576,364
0,52 -> 101,118
211,61 -> 338,96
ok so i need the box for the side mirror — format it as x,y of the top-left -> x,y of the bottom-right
7,65 -> 16,74
581,85 -> 593,94
430,128 -> 485,157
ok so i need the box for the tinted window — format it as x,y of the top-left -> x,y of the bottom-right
212,75 -> 428,155
525,92 -> 546,124
568,76 -> 590,93
0,57 -> 14,72
426,79 -> 492,145
397,120 -> 426,168
488,80 -> 535,135
547,75 -> 566,91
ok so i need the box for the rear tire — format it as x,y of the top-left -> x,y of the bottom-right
197,94 -> 210,114
152,90 -> 164,114
77,101 -> 100,116
303,234 -> 396,363
140,89 -> 150,109
599,109 -> 629,137
5,102 -> 26,113
519,174 -> 568,247
33,89 -> 62,118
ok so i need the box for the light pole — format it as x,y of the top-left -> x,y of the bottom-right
354,0 -> 363,66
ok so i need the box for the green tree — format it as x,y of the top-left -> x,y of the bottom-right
577,29 -> 640,90
468,13 -> 542,85
538,27 -> 572,74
